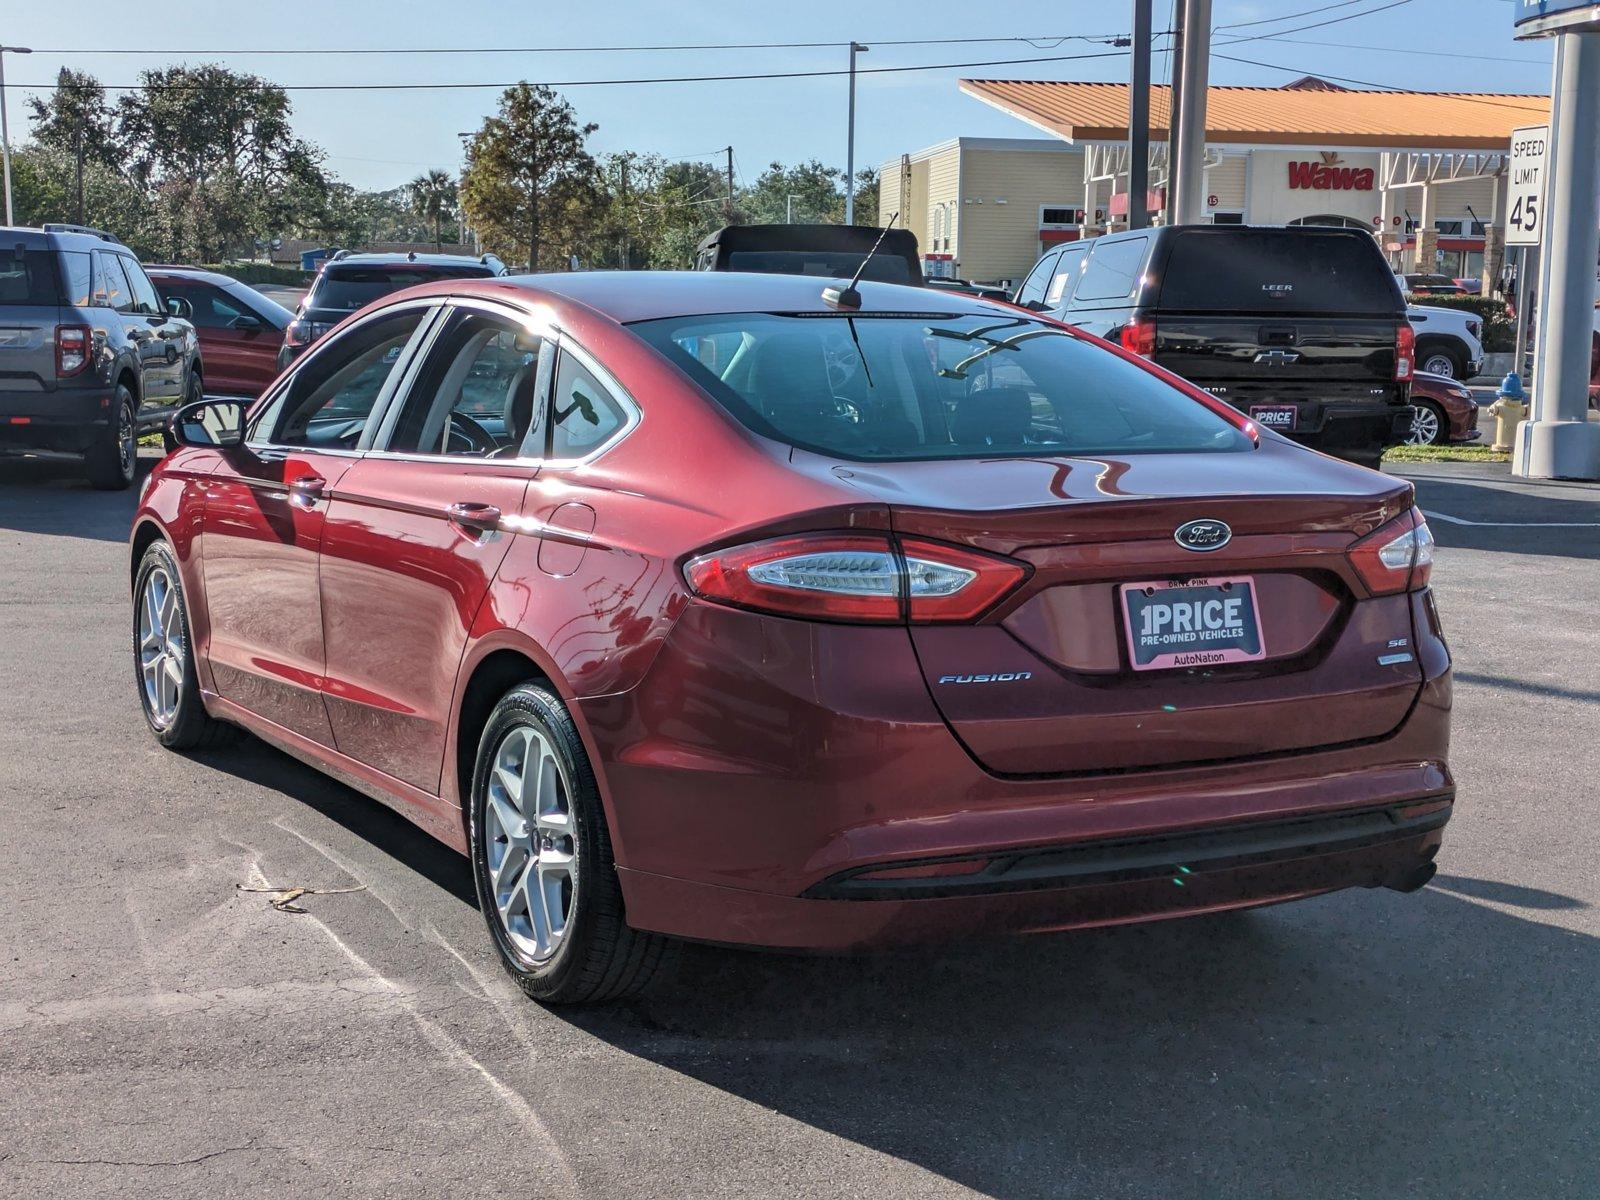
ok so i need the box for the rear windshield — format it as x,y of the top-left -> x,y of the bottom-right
310,265 -> 491,313
723,251 -> 915,284
0,248 -> 63,305
1158,229 -> 1400,314
630,312 -> 1252,461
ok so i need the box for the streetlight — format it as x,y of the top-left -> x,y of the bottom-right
0,46 -> 33,227
845,42 -> 868,226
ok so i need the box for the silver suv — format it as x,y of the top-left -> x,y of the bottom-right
0,224 -> 202,489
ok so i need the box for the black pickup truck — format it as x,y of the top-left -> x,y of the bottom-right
1016,225 -> 1414,463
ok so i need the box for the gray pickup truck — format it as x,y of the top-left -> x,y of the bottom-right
0,224 -> 202,489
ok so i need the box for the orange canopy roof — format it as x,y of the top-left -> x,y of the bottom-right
961,79 -> 1548,151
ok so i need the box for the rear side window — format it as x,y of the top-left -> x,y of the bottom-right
1159,229 -> 1401,313
61,252 -> 93,306
310,266 -> 490,314
1075,237 -> 1149,302
550,351 -> 629,459
630,312 -> 1252,462
0,248 -> 63,305
93,252 -> 133,312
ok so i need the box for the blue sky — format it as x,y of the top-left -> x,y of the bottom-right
4,0 -> 1550,191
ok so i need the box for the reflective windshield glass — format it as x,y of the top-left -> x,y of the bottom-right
630,312 -> 1252,461
310,266 -> 490,313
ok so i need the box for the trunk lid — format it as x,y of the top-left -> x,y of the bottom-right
802,440 -> 1423,776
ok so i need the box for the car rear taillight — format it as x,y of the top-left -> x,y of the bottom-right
1348,508 -> 1434,595
1119,315 -> 1157,359
683,533 -> 1027,624
1395,323 -> 1415,381
55,324 -> 90,377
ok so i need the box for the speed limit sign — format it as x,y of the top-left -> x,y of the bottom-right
1506,124 -> 1548,246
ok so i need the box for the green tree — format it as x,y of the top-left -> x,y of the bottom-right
407,169 -> 457,251
114,63 -> 328,260
851,167 -> 881,227
740,160 -> 845,225
460,83 -> 601,272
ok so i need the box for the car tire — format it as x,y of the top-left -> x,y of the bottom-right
469,683 -> 675,1006
1419,346 -> 1465,380
85,384 -> 137,491
133,540 -> 235,750
1407,400 -> 1448,446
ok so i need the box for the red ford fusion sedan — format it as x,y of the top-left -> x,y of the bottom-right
130,271 -> 1452,1005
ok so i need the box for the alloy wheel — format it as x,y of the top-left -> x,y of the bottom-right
1407,404 -> 1443,446
117,401 -> 136,478
137,566 -> 184,729
484,724 -> 577,964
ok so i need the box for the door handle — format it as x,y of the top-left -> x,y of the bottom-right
288,474 -> 326,508
447,501 -> 501,534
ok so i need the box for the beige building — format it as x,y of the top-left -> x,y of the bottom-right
881,78 -> 1546,290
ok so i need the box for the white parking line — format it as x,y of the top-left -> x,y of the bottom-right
1421,509 -> 1600,528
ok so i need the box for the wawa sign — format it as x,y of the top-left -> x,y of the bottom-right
1287,160 -> 1375,191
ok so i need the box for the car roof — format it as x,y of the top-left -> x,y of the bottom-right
325,252 -> 495,269
436,270 -> 1000,325
144,265 -> 239,287
0,224 -> 126,252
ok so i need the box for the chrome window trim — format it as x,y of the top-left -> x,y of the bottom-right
356,295 -> 642,471
244,299 -> 444,452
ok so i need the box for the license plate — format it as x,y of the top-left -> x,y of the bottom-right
1121,577 -> 1266,671
1249,404 -> 1297,431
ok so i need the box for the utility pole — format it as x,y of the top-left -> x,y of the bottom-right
0,46 -> 33,227
1164,4 -> 1185,225
725,146 -> 735,223
1128,0 -> 1153,231
74,115 -> 85,225
617,157 -> 628,268
1515,28 -> 1600,479
845,42 -> 868,225
1171,0 -> 1212,225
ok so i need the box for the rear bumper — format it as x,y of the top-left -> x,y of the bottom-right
0,385 -> 116,453
583,592 -> 1453,951
619,805 -> 1447,950
1287,405 -> 1415,454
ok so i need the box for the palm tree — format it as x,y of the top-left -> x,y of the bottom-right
407,169 -> 457,251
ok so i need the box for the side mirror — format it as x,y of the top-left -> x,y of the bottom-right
170,398 -> 246,449
1020,299 -> 1049,312
166,295 -> 193,320
230,314 -> 263,332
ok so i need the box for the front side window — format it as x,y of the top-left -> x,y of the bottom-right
1015,253 -> 1060,306
120,258 -> 163,316
550,351 -> 628,459
1046,245 -> 1088,306
383,309 -> 547,458
158,282 -> 247,329
263,308 -> 430,449
630,312 -> 1252,462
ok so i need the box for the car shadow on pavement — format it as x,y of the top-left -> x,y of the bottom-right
563,884 -> 1599,1199
189,735 -> 478,908
1406,476 -> 1600,562
0,452 -> 156,542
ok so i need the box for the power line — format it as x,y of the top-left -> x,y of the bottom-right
1215,0 -> 1374,31
1254,34 -> 1546,65
1217,0 -> 1419,45
25,34 -> 1128,57
1211,50 -> 1551,111
3,47 -> 1130,93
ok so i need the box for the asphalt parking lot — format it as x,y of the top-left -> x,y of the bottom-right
2,451 -> 1597,1200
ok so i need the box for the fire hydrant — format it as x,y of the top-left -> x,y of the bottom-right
1487,372 -> 1527,453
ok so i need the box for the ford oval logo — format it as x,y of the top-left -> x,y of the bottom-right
1175,519 -> 1232,552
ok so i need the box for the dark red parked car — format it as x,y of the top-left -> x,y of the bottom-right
130,272 -> 1452,1005
1405,372 -> 1481,445
147,267 -> 293,398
